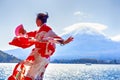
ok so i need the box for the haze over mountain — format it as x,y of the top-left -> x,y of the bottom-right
5,23 -> 120,60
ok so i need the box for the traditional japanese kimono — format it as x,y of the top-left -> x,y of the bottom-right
8,24 -> 62,80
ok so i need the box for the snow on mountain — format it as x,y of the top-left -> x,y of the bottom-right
5,23 -> 120,60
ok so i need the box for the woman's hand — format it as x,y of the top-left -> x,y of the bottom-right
62,36 -> 74,45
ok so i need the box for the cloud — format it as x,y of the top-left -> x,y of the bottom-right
62,22 -> 107,35
110,35 -> 120,42
73,11 -> 90,18
74,11 -> 84,16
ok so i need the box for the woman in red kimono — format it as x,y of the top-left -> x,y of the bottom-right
8,12 -> 73,80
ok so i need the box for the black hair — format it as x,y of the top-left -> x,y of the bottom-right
37,12 -> 49,23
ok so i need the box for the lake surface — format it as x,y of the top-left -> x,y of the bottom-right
0,63 -> 120,80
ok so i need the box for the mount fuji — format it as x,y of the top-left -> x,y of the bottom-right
52,23 -> 120,60
5,23 -> 120,60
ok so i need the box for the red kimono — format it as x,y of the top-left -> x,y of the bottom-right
8,24 -> 62,80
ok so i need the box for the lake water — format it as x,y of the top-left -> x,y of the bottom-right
0,63 -> 120,80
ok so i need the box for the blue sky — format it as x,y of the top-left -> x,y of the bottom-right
0,0 -> 120,50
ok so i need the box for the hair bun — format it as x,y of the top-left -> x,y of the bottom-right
37,12 -> 49,23
45,12 -> 49,18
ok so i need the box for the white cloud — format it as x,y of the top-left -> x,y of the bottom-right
62,22 -> 107,35
73,11 -> 90,18
74,11 -> 84,16
110,35 -> 120,42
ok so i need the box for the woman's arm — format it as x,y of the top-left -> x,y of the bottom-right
60,36 -> 73,45
44,30 -> 73,45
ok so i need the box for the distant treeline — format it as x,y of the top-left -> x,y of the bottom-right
51,58 -> 120,64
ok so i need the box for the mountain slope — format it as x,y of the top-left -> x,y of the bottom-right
0,50 -> 21,63
52,33 -> 120,60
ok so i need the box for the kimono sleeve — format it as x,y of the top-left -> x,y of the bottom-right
27,31 -> 37,37
45,30 -> 62,39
